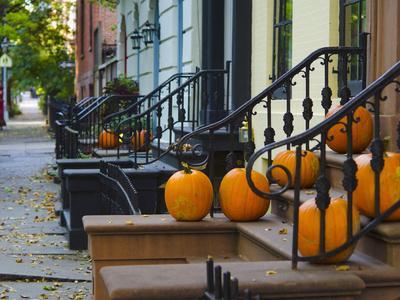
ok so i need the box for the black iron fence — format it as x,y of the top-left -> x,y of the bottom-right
202,258 -> 262,300
54,94 -> 137,158
169,34 -> 400,269
113,63 -> 231,164
176,39 -> 367,215
99,161 -> 141,215
246,59 -> 400,268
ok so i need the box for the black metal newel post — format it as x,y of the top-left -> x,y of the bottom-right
292,145 -> 302,269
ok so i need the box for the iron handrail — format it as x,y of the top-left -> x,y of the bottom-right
245,60 -> 400,199
75,95 -> 108,119
102,72 -> 195,125
116,68 -> 228,130
76,94 -> 136,122
175,47 -> 362,146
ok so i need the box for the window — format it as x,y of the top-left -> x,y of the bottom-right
272,0 -> 292,81
339,0 -> 366,93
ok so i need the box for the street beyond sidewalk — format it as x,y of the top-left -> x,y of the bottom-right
0,94 -> 91,299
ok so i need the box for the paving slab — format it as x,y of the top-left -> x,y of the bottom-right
0,96 -> 92,298
0,281 -> 91,300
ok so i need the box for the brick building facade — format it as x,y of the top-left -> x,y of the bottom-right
75,0 -> 117,100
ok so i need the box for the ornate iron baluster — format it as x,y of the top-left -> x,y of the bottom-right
321,53 -> 333,114
283,80 -> 294,150
339,52 -> 351,105
302,64 -> 313,150
344,110 -> 357,240
264,94 -> 274,167
316,132 -> 331,255
370,92 -> 384,217
292,145 -> 302,270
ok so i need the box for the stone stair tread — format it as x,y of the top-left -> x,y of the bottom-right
270,184 -> 345,205
99,256 -> 400,300
362,218 -> 400,241
83,213 -> 377,267
316,150 -> 367,168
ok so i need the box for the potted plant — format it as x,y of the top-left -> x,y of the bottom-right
103,75 -> 139,95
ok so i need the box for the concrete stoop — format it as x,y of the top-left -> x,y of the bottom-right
83,214 -> 400,299
98,260 -> 400,300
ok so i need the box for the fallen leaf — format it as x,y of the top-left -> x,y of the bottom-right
305,190 -> 316,195
278,228 -> 288,235
335,265 -> 350,271
125,220 -> 134,225
15,258 -> 23,263
266,270 -> 277,275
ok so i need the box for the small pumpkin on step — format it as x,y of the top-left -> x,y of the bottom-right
354,152 -> 400,221
219,168 -> 270,221
98,130 -> 119,149
165,162 -> 213,221
271,150 -> 320,188
325,105 -> 373,154
299,197 -> 360,263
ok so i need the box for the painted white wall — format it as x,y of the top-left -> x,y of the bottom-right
251,0 -> 341,173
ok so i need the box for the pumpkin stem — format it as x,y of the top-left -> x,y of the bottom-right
181,162 -> 193,174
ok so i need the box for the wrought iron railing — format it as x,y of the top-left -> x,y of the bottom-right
55,94 -> 138,158
102,72 -> 195,127
99,161 -> 140,215
175,40 -> 367,213
246,60 -> 400,268
202,258 -> 262,300
169,36 -> 400,270
114,63 -> 231,163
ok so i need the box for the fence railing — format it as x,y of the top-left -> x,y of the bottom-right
99,161 -> 141,215
175,41 -> 367,216
114,63 -> 231,164
246,59 -> 400,268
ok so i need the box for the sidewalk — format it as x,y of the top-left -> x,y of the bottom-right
0,94 -> 91,299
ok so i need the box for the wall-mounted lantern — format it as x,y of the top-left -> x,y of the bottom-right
130,21 -> 159,50
130,29 -> 142,50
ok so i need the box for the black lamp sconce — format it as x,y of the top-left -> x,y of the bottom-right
130,21 -> 159,50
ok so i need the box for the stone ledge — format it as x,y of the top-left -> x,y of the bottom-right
99,261 -> 367,300
83,214 -> 236,234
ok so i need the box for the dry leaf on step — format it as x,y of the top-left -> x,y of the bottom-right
335,265 -> 350,271
265,270 -> 277,276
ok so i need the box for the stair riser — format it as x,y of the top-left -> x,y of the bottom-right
357,234 -> 400,268
326,165 -> 344,190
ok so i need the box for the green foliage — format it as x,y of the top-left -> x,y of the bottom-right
92,0 -> 118,10
103,75 -> 139,95
0,0 -> 75,102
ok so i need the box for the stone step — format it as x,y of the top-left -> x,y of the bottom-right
318,151 -> 366,189
83,214 -> 400,299
270,184 -> 400,268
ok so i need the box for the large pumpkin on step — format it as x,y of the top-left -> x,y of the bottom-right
271,150 -> 319,188
354,152 -> 400,221
326,105 -> 373,154
299,197 -> 360,263
98,130 -> 119,149
219,168 -> 270,221
131,130 -> 152,151
165,166 -> 213,221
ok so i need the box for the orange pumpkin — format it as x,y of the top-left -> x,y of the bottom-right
219,168 -> 270,221
131,130 -> 152,151
165,166 -> 213,221
299,197 -> 360,263
354,152 -> 400,221
326,105 -> 373,154
98,130 -> 119,149
271,150 -> 319,188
